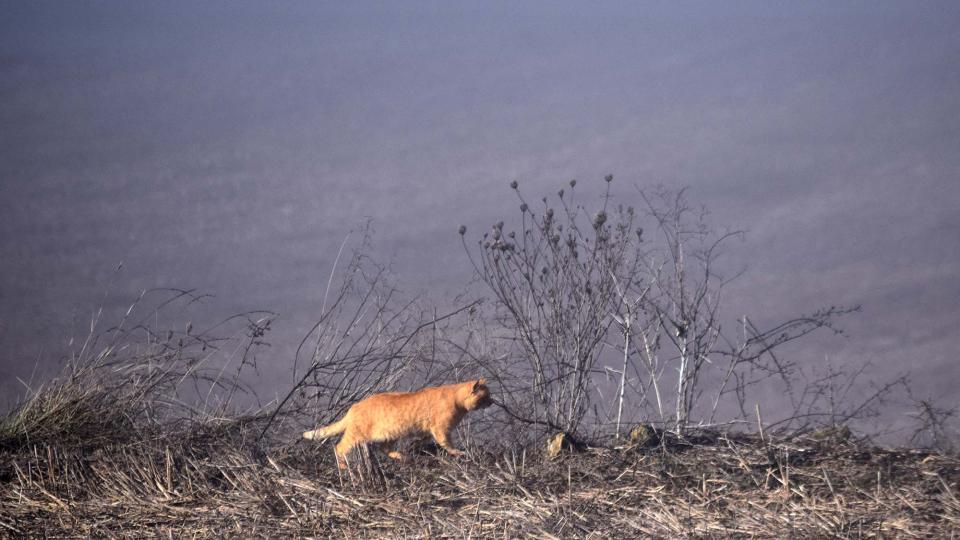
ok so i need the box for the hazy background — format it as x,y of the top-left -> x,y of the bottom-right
2,2 -> 958,430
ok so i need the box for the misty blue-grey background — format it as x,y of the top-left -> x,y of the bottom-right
2,2 -> 958,424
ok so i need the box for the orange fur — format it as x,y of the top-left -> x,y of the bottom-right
303,379 -> 492,468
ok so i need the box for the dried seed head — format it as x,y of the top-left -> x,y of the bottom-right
510,180 -> 518,189
594,211 -> 607,228
458,225 -> 467,236
569,179 -> 577,188
604,174 -> 613,183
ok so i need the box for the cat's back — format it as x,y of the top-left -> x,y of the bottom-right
355,385 -> 453,421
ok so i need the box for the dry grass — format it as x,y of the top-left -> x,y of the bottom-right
2,420 -> 957,538
1,291 -> 956,538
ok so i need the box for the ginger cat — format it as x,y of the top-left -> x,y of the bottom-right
303,379 -> 492,467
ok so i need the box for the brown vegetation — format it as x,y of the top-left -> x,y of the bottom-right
2,420 -> 957,538
2,182 -> 957,537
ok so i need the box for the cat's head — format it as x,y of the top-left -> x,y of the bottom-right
462,378 -> 493,410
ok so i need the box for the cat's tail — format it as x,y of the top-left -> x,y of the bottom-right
302,416 -> 348,440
